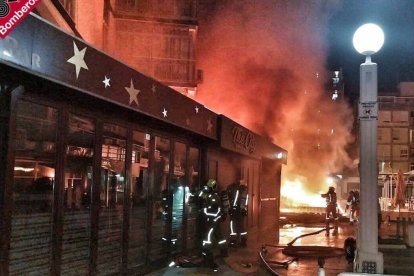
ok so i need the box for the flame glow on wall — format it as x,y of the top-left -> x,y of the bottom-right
197,0 -> 355,207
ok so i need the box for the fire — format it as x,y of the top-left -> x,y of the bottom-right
195,1 -> 355,216
281,179 -> 326,209
281,177 -> 346,215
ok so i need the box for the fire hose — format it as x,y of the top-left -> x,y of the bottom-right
259,226 -> 346,275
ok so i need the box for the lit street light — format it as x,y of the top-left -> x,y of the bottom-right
353,23 -> 384,273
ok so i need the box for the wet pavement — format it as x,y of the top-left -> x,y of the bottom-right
149,221 -> 414,275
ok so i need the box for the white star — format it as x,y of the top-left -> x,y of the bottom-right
162,108 -> 168,117
103,76 -> 111,88
67,41 -> 88,79
125,79 -> 140,106
195,106 -> 199,113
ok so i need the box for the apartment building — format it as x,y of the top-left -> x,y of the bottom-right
36,0 -> 199,96
378,82 -> 414,199
378,82 -> 414,174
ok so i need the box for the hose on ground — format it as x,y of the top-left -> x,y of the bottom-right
260,226 -> 346,274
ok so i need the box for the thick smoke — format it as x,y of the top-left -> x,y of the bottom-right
197,0 -> 354,195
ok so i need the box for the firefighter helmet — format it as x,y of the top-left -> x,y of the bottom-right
206,179 -> 217,189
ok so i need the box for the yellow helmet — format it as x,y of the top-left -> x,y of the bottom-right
206,179 -> 217,188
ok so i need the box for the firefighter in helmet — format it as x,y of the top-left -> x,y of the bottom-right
321,186 -> 338,236
345,190 -> 360,225
227,179 -> 248,247
200,179 -> 227,271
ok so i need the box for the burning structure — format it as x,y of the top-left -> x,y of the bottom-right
196,0 -> 355,211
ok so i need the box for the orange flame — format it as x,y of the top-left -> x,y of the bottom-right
281,178 -> 326,209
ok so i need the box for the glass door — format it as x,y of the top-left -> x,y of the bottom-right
128,130 -> 150,268
97,123 -> 127,275
186,147 -> 200,251
10,101 -> 57,275
149,136 -> 171,261
61,114 -> 95,275
170,142 -> 186,253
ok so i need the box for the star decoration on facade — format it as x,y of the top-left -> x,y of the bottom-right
162,108 -> 168,118
67,41 -> 88,79
125,79 -> 140,106
195,106 -> 199,114
152,84 -> 157,94
103,76 -> 111,88
207,118 -> 213,133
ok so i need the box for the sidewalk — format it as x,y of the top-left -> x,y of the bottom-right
149,222 -> 413,275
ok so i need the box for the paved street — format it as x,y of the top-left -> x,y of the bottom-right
150,220 -> 414,275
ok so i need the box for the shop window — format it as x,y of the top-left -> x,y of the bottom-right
149,136 -> 171,261
128,130 -> 150,268
97,123 -> 126,275
10,101 -> 57,275
61,114 -> 95,274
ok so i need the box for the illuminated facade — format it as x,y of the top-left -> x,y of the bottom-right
36,0 -> 199,96
0,13 -> 286,276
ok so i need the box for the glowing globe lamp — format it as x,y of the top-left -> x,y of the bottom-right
353,23 -> 384,56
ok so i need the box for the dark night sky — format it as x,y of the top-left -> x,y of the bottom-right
327,0 -> 414,97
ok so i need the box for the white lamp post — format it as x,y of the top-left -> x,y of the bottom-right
353,23 -> 384,274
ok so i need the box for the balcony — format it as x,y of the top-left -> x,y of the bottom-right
107,21 -> 198,87
111,0 -> 197,22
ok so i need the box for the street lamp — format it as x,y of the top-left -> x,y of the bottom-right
353,23 -> 384,274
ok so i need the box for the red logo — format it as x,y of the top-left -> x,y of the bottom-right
0,0 -> 42,39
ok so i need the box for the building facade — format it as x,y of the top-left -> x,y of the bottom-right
36,0 -> 199,96
0,15 -> 286,275
377,82 -> 414,199
378,83 -> 414,174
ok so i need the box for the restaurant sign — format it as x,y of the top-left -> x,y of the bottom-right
232,126 -> 256,154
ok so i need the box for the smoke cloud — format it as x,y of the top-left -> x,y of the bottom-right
196,0 -> 355,197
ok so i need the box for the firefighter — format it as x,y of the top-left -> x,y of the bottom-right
227,180 -> 248,247
200,179 -> 227,271
345,190 -> 359,225
321,186 -> 338,236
